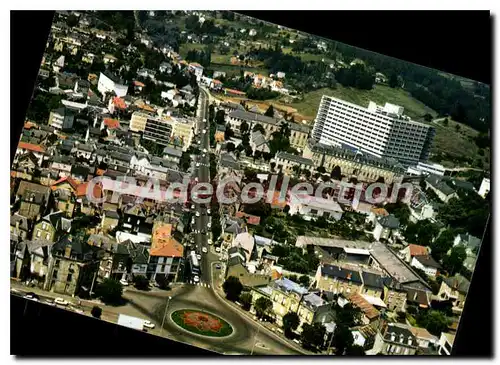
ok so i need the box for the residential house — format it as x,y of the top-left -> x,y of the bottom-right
97,71 -> 128,97
101,210 -> 120,232
162,146 -> 183,165
232,232 -> 256,262
405,285 -> 432,309
49,107 -> 75,130
45,234 -> 102,296
370,323 -> 419,355
436,275 -> 470,314
347,292 -> 380,325
410,326 -> 439,350
268,278 -> 309,325
225,255 -> 271,288
437,332 -> 455,355
250,130 -> 270,154
373,214 -> 400,242
478,177 -> 490,198
50,155 -> 74,178
16,142 -> 46,165
410,255 -> 441,278
425,175 -> 458,203
315,263 -> 363,295
10,214 -> 30,241
13,239 -> 55,284
288,191 -> 343,221
16,181 -> 52,221
351,325 -> 377,352
188,62 -> 204,80
382,277 -> 408,312
399,244 -> 429,263
289,123 -> 310,150
159,62 -> 172,74
32,211 -> 72,242
453,233 -> 481,254
360,271 -> 385,298
148,221 -> 184,282
273,152 -> 314,175
221,216 -> 246,244
227,110 -> 281,139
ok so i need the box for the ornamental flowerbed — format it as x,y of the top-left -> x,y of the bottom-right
171,309 -> 233,337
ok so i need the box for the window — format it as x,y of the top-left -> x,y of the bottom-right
52,270 -> 58,279
55,260 -> 60,268
45,233 -> 50,240
42,223 -> 47,230
67,273 -> 73,282
36,230 -> 41,238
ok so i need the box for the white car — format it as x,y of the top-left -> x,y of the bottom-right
191,204 -> 195,210
202,247 -> 208,254
207,239 -> 213,245
73,308 -> 84,314
120,279 -> 129,286
44,299 -> 55,306
203,148 -> 207,153
193,275 -> 200,283
196,162 -> 200,167
143,320 -> 156,329
196,254 -> 202,261
202,129 -> 207,134
24,293 -> 39,301
54,297 -> 69,306
195,211 -> 200,217
191,217 -> 195,225
207,222 -> 212,229
215,247 -> 221,253
207,208 -> 211,214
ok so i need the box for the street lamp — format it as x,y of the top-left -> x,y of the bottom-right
160,296 -> 172,337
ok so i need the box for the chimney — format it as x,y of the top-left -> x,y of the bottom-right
64,244 -> 72,258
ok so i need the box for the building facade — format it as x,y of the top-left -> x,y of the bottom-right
311,96 -> 435,166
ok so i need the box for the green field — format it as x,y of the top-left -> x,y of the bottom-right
287,84 -> 438,120
430,118 -> 490,169
179,43 -> 207,57
209,62 -> 269,77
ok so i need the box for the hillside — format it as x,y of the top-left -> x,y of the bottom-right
284,84 -> 437,121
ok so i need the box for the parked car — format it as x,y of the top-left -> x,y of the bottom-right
44,299 -> 55,306
143,320 -> 156,329
120,279 -> 129,286
24,292 -> 39,301
202,247 -> 208,254
207,208 -> 211,214
207,239 -> 213,245
207,222 -> 212,229
73,307 -> 84,314
215,247 -> 221,253
196,211 -> 200,217
193,275 -> 200,283
54,297 -> 69,306
196,254 -> 202,261
215,264 -> 221,269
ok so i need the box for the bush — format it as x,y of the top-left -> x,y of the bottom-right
133,275 -> 150,290
91,306 -> 102,319
95,279 -> 123,305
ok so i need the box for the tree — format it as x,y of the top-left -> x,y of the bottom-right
335,303 -> 362,327
133,275 -> 150,290
388,73 -> 399,88
66,14 -> 79,27
332,324 -> 354,355
317,166 -> 326,174
430,229 -> 455,262
264,104 -> 275,117
226,142 -> 236,152
240,120 -> 249,135
423,113 -> 433,122
254,297 -> 273,319
404,220 -> 440,246
417,310 -> 450,336
331,165 -> 342,180
270,162 -> 276,171
223,276 -> 243,301
384,202 -> 411,226
252,123 -> 266,135
239,292 -> 253,311
300,322 -> 326,351
282,311 -> 300,338
215,109 -> 225,125
91,306 -> 102,319
455,124 -> 461,132
345,345 -> 366,355
156,276 -> 170,290
443,245 -> 467,275
443,118 -> 449,126
95,278 -> 123,305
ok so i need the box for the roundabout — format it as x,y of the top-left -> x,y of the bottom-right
170,309 -> 234,338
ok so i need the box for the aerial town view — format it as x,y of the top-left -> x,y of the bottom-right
10,11 -> 491,356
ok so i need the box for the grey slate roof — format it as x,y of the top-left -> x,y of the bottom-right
251,131 -> 267,147
361,271 -> 385,289
426,175 -> 456,196
229,110 -> 280,125
413,255 -> 442,269
444,274 -> 470,294
275,151 -> 314,166
11,214 -> 29,231
227,255 -> 245,267
321,264 -> 363,284
383,323 -> 418,347
289,122 -> 310,133
378,214 -> 400,229
162,146 -> 183,158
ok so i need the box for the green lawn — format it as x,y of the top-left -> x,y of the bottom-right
209,62 -> 269,77
178,43 -> 207,58
288,84 -> 437,120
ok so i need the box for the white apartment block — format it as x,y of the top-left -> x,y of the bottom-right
288,192 -> 343,221
312,96 -> 435,166
478,177 -> 490,198
130,112 -> 194,151
97,72 -> 128,98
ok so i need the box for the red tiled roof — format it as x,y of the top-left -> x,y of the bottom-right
348,293 -> 380,320
51,176 -> 79,191
113,97 -> 127,110
133,80 -> 145,87
17,141 -> 45,153
408,244 -> 429,257
104,118 -> 120,129
235,211 -> 261,225
150,222 -> 184,258
96,168 -> 106,176
212,79 -> 222,84
224,88 -> 246,95
76,181 -> 103,198
189,62 -> 203,68
24,121 -> 36,130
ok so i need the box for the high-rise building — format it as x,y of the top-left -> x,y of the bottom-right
311,96 -> 435,166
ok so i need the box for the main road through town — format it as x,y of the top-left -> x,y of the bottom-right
177,88 -> 304,355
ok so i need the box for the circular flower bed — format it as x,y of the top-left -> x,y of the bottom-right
171,309 -> 233,337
